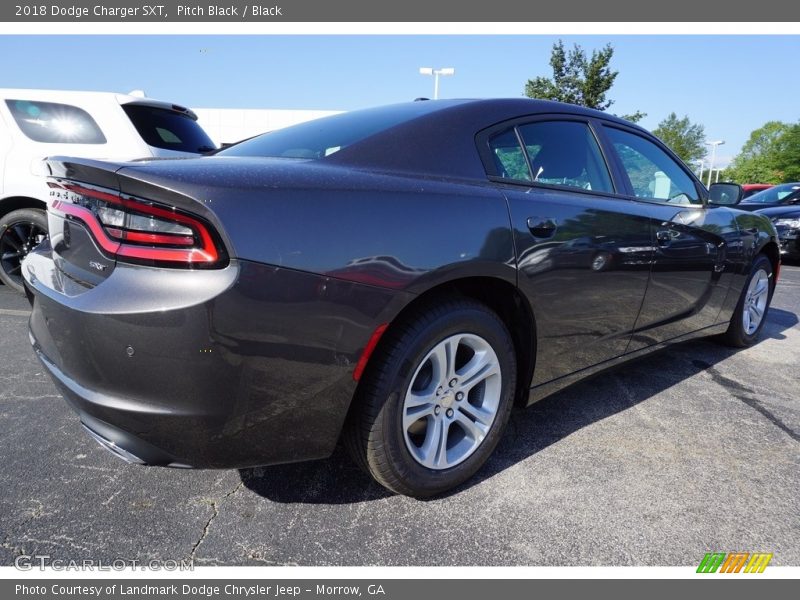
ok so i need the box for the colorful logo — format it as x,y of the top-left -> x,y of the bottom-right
697,552 -> 773,573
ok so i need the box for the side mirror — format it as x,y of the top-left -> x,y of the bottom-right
708,182 -> 743,206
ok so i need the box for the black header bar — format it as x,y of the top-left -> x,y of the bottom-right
1,1 -> 799,22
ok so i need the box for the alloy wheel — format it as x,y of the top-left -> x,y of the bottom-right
402,333 -> 502,470
742,268 -> 769,335
0,219 -> 47,289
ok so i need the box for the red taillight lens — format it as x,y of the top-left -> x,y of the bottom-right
48,180 -> 225,268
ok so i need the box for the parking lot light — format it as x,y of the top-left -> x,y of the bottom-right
419,67 -> 455,99
705,140 -> 725,187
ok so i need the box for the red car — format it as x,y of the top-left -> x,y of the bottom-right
742,184 -> 774,199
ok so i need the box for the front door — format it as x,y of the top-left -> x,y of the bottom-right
600,125 -> 740,349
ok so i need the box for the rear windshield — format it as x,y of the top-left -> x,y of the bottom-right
122,105 -> 216,154
5,99 -> 106,144
217,102 -> 450,160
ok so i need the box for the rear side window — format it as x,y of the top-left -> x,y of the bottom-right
5,99 -> 106,144
605,127 -> 700,204
122,105 -> 215,154
488,129 -> 531,181
488,121 -> 613,193
518,121 -> 613,193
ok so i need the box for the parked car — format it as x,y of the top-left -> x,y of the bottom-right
23,99 -> 780,497
735,182 -> 800,211
0,88 -> 216,291
741,183 -> 774,199
755,205 -> 800,261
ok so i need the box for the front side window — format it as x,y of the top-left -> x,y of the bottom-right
5,99 -> 106,144
605,127 -> 700,204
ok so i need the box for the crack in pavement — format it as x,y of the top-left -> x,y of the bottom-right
692,359 -> 799,442
188,480 -> 245,562
1,500 -> 52,556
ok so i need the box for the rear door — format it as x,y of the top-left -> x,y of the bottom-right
599,125 -> 741,349
479,117 -> 654,385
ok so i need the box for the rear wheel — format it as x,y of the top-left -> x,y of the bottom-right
0,208 -> 48,293
345,299 -> 517,497
720,254 -> 774,347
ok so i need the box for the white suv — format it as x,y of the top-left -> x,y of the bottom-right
0,88 -> 216,291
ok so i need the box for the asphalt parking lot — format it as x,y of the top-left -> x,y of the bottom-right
0,267 -> 798,567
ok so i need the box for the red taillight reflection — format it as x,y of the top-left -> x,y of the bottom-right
49,181 -> 222,267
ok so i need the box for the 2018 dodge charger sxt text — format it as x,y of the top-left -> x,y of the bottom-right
22,99 -> 780,497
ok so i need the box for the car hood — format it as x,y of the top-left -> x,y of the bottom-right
753,206 -> 800,219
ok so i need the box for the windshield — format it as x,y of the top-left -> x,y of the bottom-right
216,102 -> 450,160
743,182 -> 800,204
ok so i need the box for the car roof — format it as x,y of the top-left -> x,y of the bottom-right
325,98 -> 638,179
363,97 -> 634,131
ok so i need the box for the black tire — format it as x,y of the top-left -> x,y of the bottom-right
719,254 -> 774,348
0,208 -> 48,293
345,298 -> 517,498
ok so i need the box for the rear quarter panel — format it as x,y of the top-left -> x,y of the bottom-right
116,161 -> 518,295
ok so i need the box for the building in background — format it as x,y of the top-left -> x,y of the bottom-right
194,108 -> 342,146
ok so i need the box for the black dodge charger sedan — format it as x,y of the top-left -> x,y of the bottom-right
22,99 -> 780,497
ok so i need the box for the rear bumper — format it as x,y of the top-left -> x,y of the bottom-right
24,249 -> 406,469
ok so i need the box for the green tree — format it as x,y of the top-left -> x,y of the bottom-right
652,113 -> 707,164
726,121 -> 791,184
524,40 -> 645,122
774,123 -> 800,182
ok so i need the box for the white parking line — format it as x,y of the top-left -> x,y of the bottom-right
0,308 -> 30,317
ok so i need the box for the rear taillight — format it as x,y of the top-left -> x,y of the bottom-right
48,180 -> 225,268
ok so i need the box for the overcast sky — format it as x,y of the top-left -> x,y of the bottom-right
2,35 -> 798,165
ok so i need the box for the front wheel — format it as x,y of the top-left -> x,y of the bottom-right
0,208 -> 48,293
345,299 -> 517,498
720,254 -> 774,348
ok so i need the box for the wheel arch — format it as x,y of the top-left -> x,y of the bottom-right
0,196 -> 47,220
758,240 -> 780,284
359,275 -> 537,408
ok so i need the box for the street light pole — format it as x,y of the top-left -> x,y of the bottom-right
419,67 -> 455,100
705,140 -> 725,187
